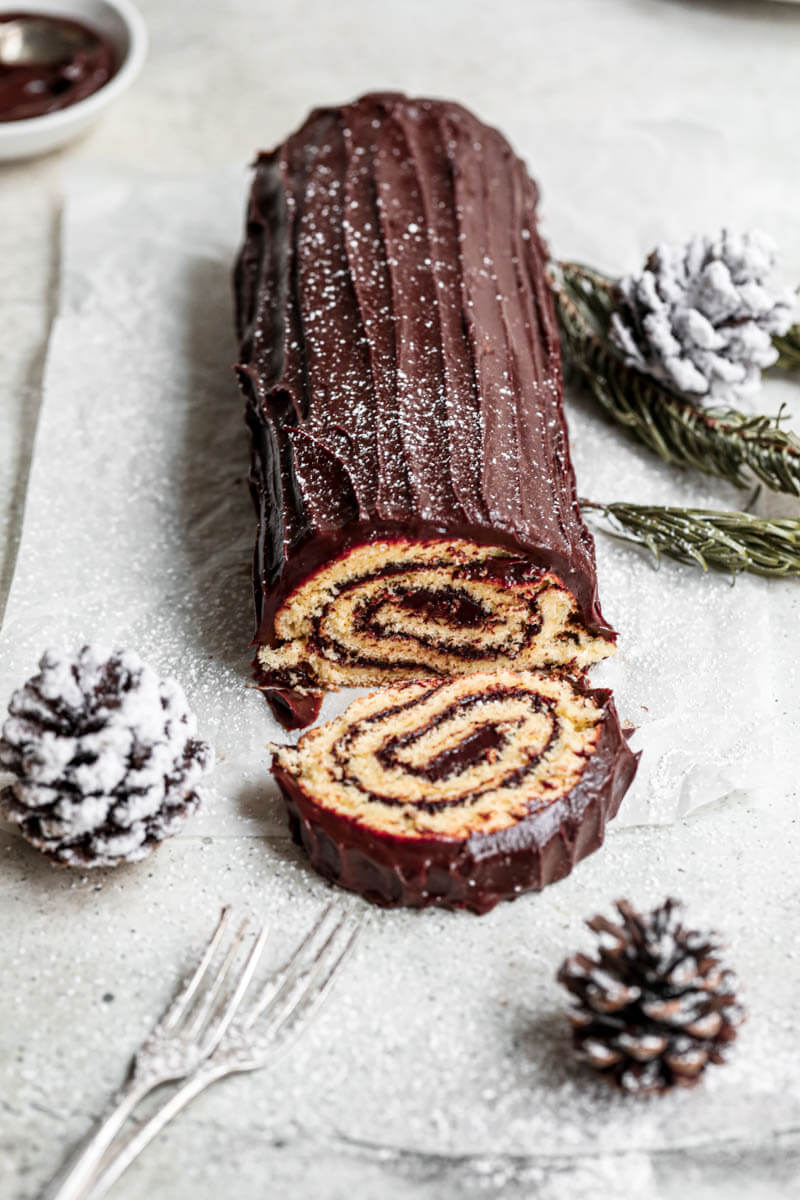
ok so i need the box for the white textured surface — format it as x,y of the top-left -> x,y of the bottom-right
2,2 -> 800,1199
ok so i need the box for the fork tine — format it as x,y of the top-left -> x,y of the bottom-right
273,923 -> 360,1040
199,922 -> 270,1057
183,917 -> 249,1041
240,901 -> 338,1029
250,910 -> 359,1037
160,906 -> 231,1034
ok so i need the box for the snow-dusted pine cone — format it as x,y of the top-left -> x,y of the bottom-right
0,646 -> 214,867
610,230 -> 797,403
557,898 -> 744,1096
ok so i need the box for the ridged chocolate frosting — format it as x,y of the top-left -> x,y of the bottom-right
234,92 -> 612,644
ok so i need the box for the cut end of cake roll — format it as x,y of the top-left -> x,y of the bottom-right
270,669 -> 637,914
257,537 -> 615,727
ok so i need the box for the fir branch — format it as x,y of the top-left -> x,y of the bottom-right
582,499 -> 800,578
773,322 -> 800,371
553,261 -> 800,497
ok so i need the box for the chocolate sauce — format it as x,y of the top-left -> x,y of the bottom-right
235,94 -> 616,727
0,12 -> 116,122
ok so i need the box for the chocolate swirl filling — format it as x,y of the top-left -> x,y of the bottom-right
256,537 -> 613,728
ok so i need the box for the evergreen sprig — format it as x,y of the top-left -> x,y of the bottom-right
774,322 -> 800,371
553,261 -> 800,497
582,499 -> 800,578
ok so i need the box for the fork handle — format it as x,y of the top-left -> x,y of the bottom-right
38,1077 -> 151,1200
84,1065 -> 233,1200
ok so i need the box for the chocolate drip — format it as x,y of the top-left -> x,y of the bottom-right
235,94 -> 613,704
266,687 -> 322,731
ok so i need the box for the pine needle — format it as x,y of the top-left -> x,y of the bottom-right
553,261 -> 800,497
773,323 -> 800,371
582,499 -> 800,578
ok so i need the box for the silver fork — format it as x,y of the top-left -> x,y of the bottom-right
41,903 -> 359,1200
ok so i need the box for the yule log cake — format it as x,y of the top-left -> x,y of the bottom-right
271,671 -> 636,913
234,92 -> 617,730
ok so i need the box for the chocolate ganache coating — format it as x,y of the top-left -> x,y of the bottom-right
271,670 -> 638,914
235,93 -> 614,725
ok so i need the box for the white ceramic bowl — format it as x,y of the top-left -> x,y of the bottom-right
0,0 -> 147,161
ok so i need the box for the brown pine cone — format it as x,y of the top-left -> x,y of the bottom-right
557,898 -> 745,1096
0,646 -> 214,867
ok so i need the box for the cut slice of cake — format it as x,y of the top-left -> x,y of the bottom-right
271,669 -> 638,913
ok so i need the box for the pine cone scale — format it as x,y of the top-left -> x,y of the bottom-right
663,1045 -> 708,1078
616,1031 -> 669,1062
577,1039 -> 624,1068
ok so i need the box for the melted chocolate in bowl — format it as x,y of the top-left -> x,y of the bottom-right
0,11 -> 116,121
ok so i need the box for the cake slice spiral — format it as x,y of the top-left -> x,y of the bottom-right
260,538 -> 612,721
271,670 -> 638,913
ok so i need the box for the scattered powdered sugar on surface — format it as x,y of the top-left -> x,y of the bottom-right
0,152 -> 799,1197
